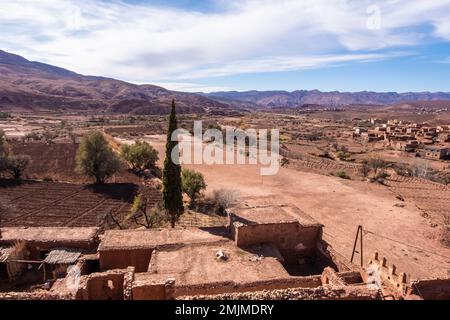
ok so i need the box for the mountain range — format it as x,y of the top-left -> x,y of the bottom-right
205,90 -> 450,108
0,50 -> 230,115
1,49 -> 450,113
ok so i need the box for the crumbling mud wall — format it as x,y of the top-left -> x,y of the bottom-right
232,222 -> 322,264
75,269 -> 130,300
0,292 -> 68,300
172,276 -> 323,299
99,249 -> 153,272
180,285 -> 381,300
406,278 -> 450,300
123,267 -> 135,300
131,275 -> 325,300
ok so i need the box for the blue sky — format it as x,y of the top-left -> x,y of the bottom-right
1,0 -> 450,93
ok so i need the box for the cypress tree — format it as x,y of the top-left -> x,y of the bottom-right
163,99 -> 184,227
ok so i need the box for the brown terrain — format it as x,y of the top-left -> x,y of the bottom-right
140,134 -> 450,280
0,179 -> 138,228
0,51 -> 449,300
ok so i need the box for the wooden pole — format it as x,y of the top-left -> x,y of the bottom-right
351,225 -> 364,265
360,226 -> 364,267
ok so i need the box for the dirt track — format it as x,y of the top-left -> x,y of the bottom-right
142,134 -> 450,280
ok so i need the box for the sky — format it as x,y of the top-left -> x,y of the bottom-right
1,0 -> 450,93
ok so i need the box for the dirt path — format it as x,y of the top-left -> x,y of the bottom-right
135,135 -> 450,280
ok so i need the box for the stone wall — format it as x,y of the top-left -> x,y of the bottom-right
180,285 -> 381,300
172,276 -> 323,298
0,291 -> 67,300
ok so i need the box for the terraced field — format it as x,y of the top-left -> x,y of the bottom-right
386,175 -> 450,224
288,157 -> 362,176
0,180 -> 142,228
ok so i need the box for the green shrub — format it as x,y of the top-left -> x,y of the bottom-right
335,171 -> 351,180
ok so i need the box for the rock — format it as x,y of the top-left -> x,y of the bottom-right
216,250 -> 228,261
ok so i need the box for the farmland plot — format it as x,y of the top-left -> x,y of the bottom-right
0,180 -> 140,228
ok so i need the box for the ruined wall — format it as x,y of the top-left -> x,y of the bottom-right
407,278 -> 450,300
99,249 -> 153,272
233,222 -> 322,264
133,282 -> 166,300
75,269 -> 129,300
123,267 -> 135,300
364,252 -> 408,299
129,275 -> 322,300
181,285 -> 381,300
171,276 -> 322,299
314,240 -> 356,272
0,291 -> 68,300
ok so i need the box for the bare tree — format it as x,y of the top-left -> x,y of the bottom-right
130,195 -> 165,229
367,157 -> 389,175
212,189 -> 240,215
411,159 -> 432,179
106,210 -> 124,230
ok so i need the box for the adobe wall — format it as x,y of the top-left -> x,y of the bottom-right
99,249 -> 153,272
0,292 -> 68,300
171,276 -> 323,299
407,278 -> 450,300
133,282 -> 166,300
233,222 -> 322,264
75,269 -> 130,300
181,285 -> 381,300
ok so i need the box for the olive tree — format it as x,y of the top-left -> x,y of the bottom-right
181,169 -> 206,208
75,131 -> 122,184
121,141 -> 159,174
4,155 -> 30,180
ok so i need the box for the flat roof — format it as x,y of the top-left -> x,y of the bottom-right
99,227 -> 230,251
230,203 -> 322,227
0,227 -> 99,244
147,241 -> 289,285
44,249 -> 82,265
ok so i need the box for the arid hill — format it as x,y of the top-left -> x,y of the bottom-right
0,50 -> 231,115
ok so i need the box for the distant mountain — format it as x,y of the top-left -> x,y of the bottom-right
2,49 -> 449,114
205,90 -> 450,108
0,50 -> 231,114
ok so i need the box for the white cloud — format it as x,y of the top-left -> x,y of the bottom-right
0,0 -> 449,83
175,52 -> 412,79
